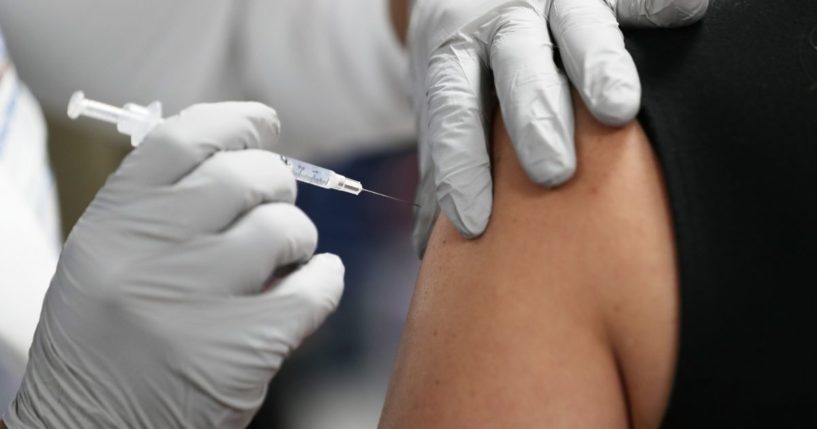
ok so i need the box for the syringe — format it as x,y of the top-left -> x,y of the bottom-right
66,91 -> 411,202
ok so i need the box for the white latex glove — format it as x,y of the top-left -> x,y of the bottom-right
3,103 -> 345,428
410,0 -> 709,253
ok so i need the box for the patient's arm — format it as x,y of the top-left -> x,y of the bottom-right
380,95 -> 678,429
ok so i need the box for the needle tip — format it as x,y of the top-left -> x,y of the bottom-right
361,188 -> 420,208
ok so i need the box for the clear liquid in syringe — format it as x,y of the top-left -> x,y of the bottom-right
280,156 -> 333,188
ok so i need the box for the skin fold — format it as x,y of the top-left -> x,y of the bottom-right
380,94 -> 679,429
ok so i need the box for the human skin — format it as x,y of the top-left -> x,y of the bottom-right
379,94 -> 679,428
390,0 -> 409,45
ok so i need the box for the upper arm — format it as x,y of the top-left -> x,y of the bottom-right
380,94 -> 678,428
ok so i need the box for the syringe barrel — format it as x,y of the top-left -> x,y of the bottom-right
279,156 -> 362,195
280,156 -> 333,189
80,99 -> 126,123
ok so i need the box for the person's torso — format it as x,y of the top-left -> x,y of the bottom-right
0,25 -> 61,411
624,1 -> 817,426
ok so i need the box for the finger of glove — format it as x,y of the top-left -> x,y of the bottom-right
613,0 -> 709,27
551,0 -> 641,126
490,7 -> 576,187
253,253 -> 345,358
164,150 -> 296,234
116,102 -> 281,187
411,166 -> 441,258
158,203 -> 318,296
426,45 -> 493,238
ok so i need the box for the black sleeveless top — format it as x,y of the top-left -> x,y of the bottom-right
624,1 -> 817,427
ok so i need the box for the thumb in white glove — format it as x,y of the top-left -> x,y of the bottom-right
410,0 -> 709,255
3,102 -> 344,429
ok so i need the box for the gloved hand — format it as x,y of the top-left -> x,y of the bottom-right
3,103 -> 344,428
410,0 -> 709,254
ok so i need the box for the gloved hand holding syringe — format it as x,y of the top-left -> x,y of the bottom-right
67,91 -> 413,204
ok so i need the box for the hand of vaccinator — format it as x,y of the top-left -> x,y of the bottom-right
3,103 -> 345,429
409,0 -> 710,253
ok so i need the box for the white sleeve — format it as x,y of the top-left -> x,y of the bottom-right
0,1 -> 242,115
239,0 -> 415,160
0,0 -> 415,162
0,173 -> 57,409
0,153 -> 53,410
0,32 -> 60,406
0,34 -> 61,410
0,173 -> 56,360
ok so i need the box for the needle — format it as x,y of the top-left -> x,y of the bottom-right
362,188 -> 421,208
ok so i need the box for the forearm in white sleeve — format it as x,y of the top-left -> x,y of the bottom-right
239,0 -> 415,161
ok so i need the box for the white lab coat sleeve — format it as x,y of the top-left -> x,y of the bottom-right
239,0 -> 415,160
0,0 -> 415,162
0,48 -> 60,409
0,175 -> 56,409
0,1 -> 241,116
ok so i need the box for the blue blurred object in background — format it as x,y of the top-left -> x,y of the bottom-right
249,146 -> 420,429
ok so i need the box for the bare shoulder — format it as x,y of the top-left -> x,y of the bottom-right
380,94 -> 678,429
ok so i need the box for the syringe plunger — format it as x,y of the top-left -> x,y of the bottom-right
67,91 -> 163,146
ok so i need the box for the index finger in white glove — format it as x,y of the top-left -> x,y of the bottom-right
198,203 -> 320,296
137,202 -> 318,297
551,0 -> 641,126
611,0 -> 710,27
491,5 -> 575,186
426,46 -> 494,237
165,150 -> 297,234
116,102 -> 282,186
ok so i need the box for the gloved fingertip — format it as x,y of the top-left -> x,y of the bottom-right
457,223 -> 486,239
411,171 -> 442,259
512,111 -> 577,187
411,210 -> 437,258
241,101 -> 282,134
671,0 -> 710,26
586,78 -> 641,127
311,253 -> 345,276
412,231 -> 431,259
438,188 -> 491,239
625,0 -> 710,27
295,253 -> 345,311
525,156 -> 576,187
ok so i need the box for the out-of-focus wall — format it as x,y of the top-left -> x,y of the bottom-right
46,115 -> 129,236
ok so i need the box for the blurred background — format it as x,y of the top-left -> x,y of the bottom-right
46,115 -> 420,428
